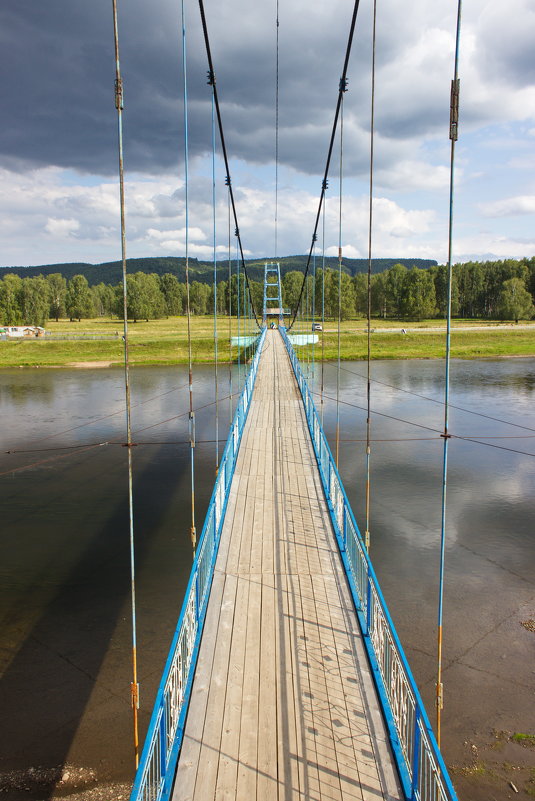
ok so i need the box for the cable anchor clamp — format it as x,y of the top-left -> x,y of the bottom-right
234,227 -> 239,237
322,178 -> 329,191
115,77 -> 124,111
131,682 -> 140,710
436,681 -> 444,710
207,69 -> 216,86
449,78 -> 460,141
225,175 -> 231,186
339,77 -> 348,93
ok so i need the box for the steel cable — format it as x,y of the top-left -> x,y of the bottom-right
287,0 -> 363,331
111,0 -> 139,766
198,0 -> 261,326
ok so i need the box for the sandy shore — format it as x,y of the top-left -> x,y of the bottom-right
65,361 -> 115,368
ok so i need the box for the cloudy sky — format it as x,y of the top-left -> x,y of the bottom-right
1,0 -> 534,268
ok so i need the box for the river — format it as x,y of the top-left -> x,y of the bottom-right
1,357 -> 534,800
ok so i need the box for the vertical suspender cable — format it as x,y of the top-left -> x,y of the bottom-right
227,188 -> 233,425
305,266 -> 310,375
364,0 -> 377,553
335,89 -> 346,469
181,0 -> 196,554
274,0 -> 280,259
236,240 -> 241,388
111,0 -> 139,766
437,0 -> 462,748
320,200 -> 326,425
311,244 -> 316,377
211,90 -> 219,471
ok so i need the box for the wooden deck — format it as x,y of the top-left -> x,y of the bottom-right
173,330 -> 402,801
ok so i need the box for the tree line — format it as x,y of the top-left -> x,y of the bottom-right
1,257 -> 534,326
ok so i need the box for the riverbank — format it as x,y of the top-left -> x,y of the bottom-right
1,316 -> 535,367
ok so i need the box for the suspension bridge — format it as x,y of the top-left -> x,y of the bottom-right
106,0 -> 465,796
129,279 -> 458,801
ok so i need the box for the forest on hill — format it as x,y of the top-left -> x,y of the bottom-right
0,255 -> 436,287
1,257 -> 534,327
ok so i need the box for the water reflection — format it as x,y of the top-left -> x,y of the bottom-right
0,370 -> 56,405
0,358 -> 534,790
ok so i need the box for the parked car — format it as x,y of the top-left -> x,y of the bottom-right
312,322 -> 322,331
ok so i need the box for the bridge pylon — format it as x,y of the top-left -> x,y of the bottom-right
262,262 -> 285,326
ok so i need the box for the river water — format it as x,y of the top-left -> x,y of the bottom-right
1,357 -> 534,799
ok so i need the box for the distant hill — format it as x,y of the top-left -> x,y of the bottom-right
0,255 -> 437,286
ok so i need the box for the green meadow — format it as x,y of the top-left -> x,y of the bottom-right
1,317 -> 535,368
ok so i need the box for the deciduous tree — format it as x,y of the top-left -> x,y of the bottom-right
46,273 -> 67,322
66,275 -> 94,321
0,274 -> 23,325
498,277 -> 534,323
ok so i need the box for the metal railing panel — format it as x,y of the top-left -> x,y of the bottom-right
130,328 -> 267,801
279,327 -> 457,801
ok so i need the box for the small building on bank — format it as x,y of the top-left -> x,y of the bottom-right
1,326 -> 46,338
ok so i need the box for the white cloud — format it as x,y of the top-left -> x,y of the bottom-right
376,160 -> 452,192
479,195 -> 535,218
454,231 -> 535,262
44,217 -> 80,237
0,166 -> 444,265
0,0 -> 534,266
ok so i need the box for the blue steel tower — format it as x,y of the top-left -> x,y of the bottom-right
262,262 -> 284,326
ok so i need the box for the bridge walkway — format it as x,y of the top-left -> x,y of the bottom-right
173,329 -> 402,801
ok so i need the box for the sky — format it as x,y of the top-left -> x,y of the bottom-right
1,0 -> 534,269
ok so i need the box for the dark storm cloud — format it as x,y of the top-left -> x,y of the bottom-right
0,0 -> 190,174
0,0 -> 377,178
2,0 -> 531,183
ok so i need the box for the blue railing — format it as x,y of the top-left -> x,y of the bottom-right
279,327 -> 458,801
130,327 -> 267,801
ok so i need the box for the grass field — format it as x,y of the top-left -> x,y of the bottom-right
1,316 -> 535,367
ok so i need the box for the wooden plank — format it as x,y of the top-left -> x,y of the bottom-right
236,574 -> 261,800
173,573 -> 238,801
173,570 -> 226,801
214,575 -> 250,798
275,573 -> 303,800
174,331 -> 402,801
256,575 -> 279,800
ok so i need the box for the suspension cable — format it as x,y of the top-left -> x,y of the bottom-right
365,0 -> 377,553
212,89 -> 219,471
335,91 -> 346,468
287,0 -> 363,331
182,0 -> 196,554
198,0 -> 261,326
437,0 -> 463,748
111,0 -> 139,767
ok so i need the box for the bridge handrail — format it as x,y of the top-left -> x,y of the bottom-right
130,327 -> 267,801
279,327 -> 458,801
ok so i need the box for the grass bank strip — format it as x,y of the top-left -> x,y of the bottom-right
1,317 -> 535,367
